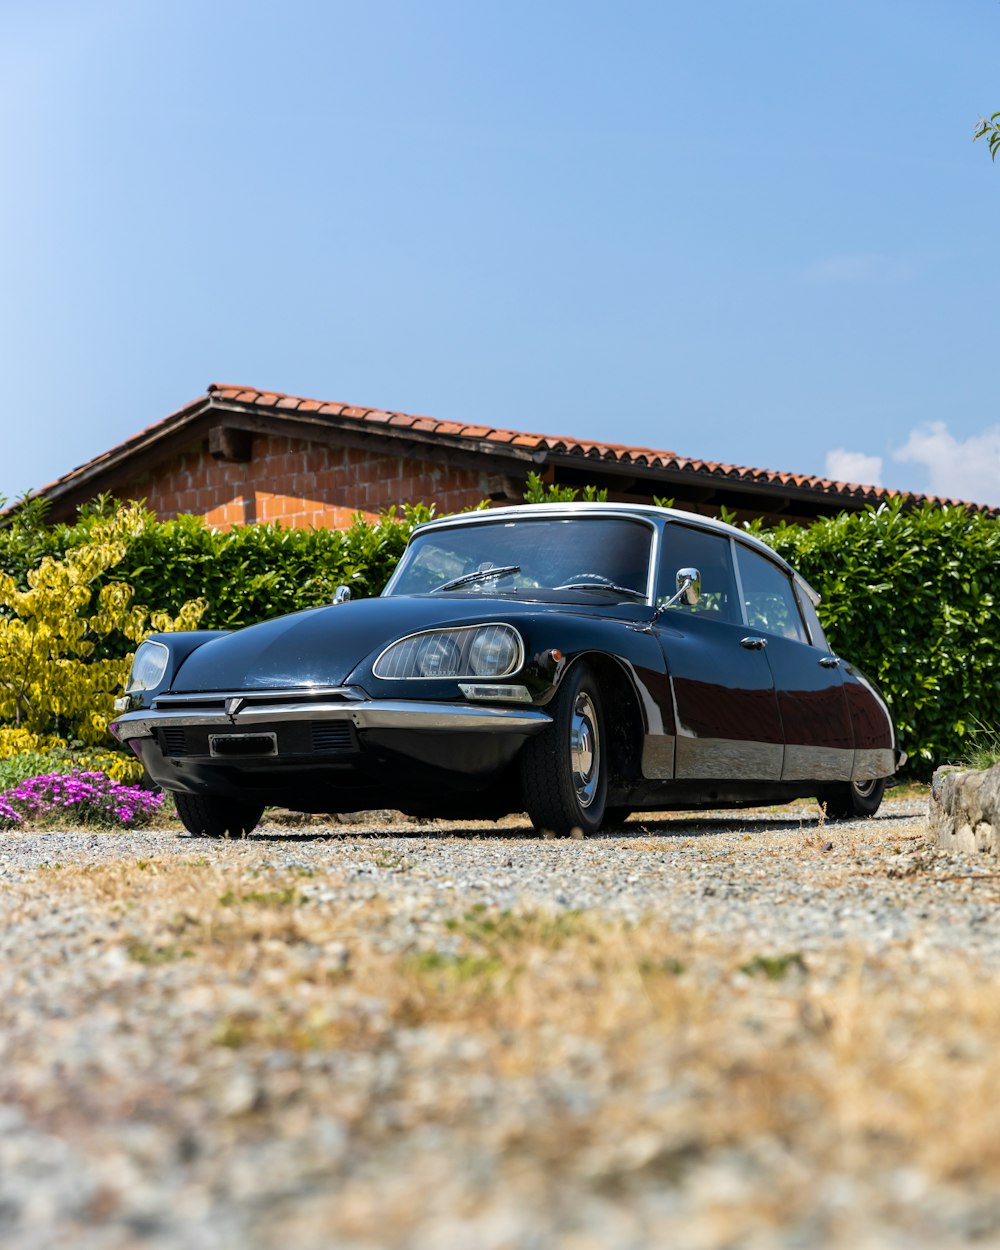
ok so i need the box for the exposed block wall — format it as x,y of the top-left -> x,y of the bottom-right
122,434 -> 492,530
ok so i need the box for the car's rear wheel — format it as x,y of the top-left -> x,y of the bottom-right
173,792 -> 264,838
822,777 -> 886,821
521,662 -> 607,837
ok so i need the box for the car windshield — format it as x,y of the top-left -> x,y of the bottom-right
385,517 -> 654,602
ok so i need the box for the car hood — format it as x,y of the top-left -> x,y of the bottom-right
169,595 -> 560,692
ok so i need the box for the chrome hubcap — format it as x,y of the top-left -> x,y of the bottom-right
853,778 -> 878,798
570,692 -> 600,809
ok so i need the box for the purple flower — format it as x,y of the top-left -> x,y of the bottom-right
0,769 -> 164,829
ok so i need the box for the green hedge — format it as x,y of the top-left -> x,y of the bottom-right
2,496 -> 998,778
113,508 -> 429,628
0,500 -> 432,629
747,499 -> 1000,776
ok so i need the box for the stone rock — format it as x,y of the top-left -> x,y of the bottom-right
929,763 -> 1000,852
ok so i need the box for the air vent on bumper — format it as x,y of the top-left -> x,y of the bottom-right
311,722 -> 357,752
161,728 -> 188,757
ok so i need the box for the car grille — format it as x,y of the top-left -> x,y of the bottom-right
156,721 -> 358,759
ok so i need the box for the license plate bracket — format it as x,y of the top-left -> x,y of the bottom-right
208,732 -> 278,758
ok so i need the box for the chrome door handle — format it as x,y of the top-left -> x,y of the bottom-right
739,636 -> 767,650
818,656 -> 841,668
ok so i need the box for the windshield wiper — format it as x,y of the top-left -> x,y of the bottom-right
433,565 -> 521,593
556,582 -> 648,602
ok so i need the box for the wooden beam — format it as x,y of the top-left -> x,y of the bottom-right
208,426 -> 253,463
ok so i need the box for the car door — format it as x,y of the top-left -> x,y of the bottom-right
732,543 -> 854,782
654,524 -> 784,780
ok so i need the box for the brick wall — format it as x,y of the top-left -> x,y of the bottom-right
122,434 -> 494,530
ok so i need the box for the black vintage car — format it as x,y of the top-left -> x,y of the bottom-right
110,504 -> 903,837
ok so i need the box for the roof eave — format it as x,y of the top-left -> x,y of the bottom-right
13,384 -> 995,524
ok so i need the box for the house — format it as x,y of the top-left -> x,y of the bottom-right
25,384 -> 982,528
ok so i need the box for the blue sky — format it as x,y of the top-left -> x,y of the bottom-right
2,0 -> 999,507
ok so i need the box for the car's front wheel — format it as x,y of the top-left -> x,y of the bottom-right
521,662 -> 607,837
822,777 -> 886,821
173,792 -> 264,838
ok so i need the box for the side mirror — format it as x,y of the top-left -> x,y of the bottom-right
333,585 -> 352,605
643,567 -> 703,631
675,567 -> 701,606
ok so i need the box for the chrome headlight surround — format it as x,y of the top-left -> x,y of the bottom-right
373,624 -> 524,680
126,640 -> 170,692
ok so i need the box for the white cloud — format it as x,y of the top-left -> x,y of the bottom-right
893,422 -> 1000,507
824,448 -> 883,487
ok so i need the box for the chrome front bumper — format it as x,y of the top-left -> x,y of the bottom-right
110,690 -> 551,743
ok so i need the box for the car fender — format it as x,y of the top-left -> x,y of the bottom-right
523,623 -> 675,784
125,631 -> 232,709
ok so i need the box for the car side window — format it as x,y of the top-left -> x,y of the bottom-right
735,546 -> 809,643
659,525 -> 741,624
792,579 -> 830,650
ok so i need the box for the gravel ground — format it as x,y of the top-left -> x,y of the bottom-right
2,794 -> 998,1249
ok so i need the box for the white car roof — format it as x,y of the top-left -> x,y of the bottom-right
412,501 -> 790,569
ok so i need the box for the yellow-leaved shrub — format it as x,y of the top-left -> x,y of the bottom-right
71,749 -> 145,783
0,503 -> 205,747
0,728 -> 65,758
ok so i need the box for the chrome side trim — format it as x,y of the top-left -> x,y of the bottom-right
852,747 -> 896,782
781,743 -> 854,783
675,736 -> 784,781
641,734 -> 676,779
111,700 -> 552,742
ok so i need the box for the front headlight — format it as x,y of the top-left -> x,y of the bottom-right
127,640 -> 170,691
374,624 -> 523,680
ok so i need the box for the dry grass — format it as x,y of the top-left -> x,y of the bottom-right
6,822 -> 999,1247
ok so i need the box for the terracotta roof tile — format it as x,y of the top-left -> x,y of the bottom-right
19,382 -> 995,517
